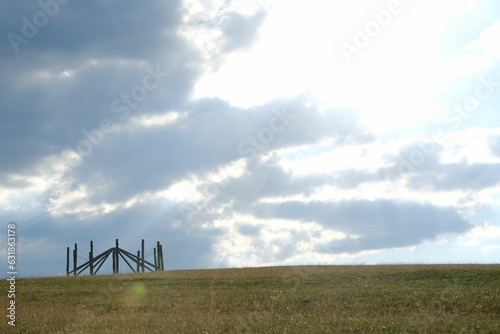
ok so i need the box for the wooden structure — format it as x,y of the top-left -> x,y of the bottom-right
66,239 -> 164,276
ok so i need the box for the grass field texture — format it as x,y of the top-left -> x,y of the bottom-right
1,264 -> 499,333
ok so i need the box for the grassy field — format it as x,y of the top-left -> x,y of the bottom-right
1,264 -> 499,333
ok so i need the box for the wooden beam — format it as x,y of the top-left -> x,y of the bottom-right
118,249 -> 136,273
89,240 -> 94,275
115,239 -> 119,274
94,249 -> 113,274
136,250 -> 140,272
73,243 -> 77,276
141,239 -> 145,273
159,243 -> 164,271
66,247 -> 70,276
120,249 -> 155,272
154,247 -> 157,271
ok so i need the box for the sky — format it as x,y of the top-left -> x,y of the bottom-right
1,0 -> 499,277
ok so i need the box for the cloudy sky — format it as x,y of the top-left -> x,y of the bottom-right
1,0 -> 499,277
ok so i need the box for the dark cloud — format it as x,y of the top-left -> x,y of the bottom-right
174,155 -> 334,228
220,10 -> 267,52
1,0 -> 182,57
383,141 -> 443,180
334,169 -> 379,189
55,95 -> 368,205
252,199 -> 471,254
237,223 -> 261,237
407,162 -> 500,191
326,141 -> 444,189
215,156 -> 330,202
0,0 -> 199,180
0,0 -> 366,203
329,140 -> 500,192
0,174 -> 31,189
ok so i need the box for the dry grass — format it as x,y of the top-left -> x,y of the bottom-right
1,264 -> 499,333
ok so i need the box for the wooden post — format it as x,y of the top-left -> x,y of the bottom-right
113,250 -> 116,274
158,243 -> 164,271
66,247 -> 70,276
156,241 -> 161,271
136,250 -> 140,272
89,241 -> 94,275
73,243 -> 77,276
141,239 -> 145,273
153,248 -> 157,271
115,239 -> 119,274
